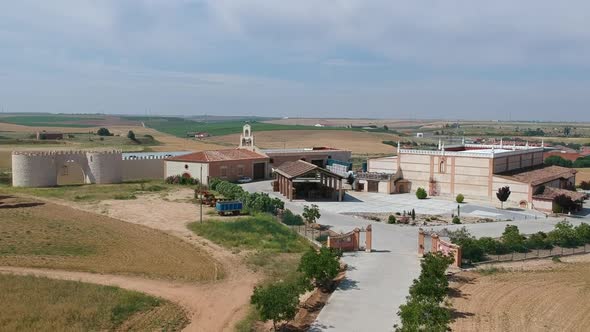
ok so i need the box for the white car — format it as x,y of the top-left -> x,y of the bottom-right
237,176 -> 253,184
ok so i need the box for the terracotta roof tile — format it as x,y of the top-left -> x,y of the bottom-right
167,149 -> 268,163
503,166 -> 577,186
533,187 -> 588,201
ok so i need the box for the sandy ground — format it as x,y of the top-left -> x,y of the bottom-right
450,255 -> 590,332
1,189 -> 260,332
208,130 -> 399,154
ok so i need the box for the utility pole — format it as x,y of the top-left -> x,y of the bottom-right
200,166 -> 203,223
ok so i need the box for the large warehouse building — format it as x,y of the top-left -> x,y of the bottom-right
362,142 -> 585,211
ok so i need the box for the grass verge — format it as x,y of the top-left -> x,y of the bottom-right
0,274 -> 188,331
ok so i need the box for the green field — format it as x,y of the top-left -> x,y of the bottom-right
0,115 -> 104,128
143,117 -> 359,138
0,274 -> 187,331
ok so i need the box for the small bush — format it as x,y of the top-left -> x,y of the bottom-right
579,181 -> 590,190
416,187 -> 428,199
282,209 -> 305,226
165,175 -> 199,186
388,215 -> 397,224
452,216 -> 461,224
315,234 -> 329,243
368,216 -> 381,222
456,194 -> 464,203
145,185 -> 166,192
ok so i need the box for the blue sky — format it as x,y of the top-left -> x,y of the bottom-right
1,1 -> 589,120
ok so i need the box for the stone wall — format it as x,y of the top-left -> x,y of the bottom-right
12,150 -> 123,187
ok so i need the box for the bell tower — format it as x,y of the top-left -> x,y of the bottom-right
239,124 -> 254,150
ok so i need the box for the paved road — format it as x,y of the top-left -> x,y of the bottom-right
241,181 -> 584,332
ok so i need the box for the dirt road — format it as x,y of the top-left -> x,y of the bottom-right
2,189 -> 260,331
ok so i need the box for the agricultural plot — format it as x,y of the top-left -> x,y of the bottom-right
0,195 -> 221,281
0,274 -> 187,331
143,117 -> 360,138
450,257 -> 590,332
0,115 -> 103,127
576,168 -> 590,185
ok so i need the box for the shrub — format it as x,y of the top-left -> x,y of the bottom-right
165,175 -> 198,185
209,178 -> 222,191
127,130 -> 136,141
548,221 -> 582,248
525,232 -> 553,250
388,215 -> 397,224
580,181 -> 590,190
501,225 -> 527,253
315,234 -> 329,243
545,155 -> 573,167
456,194 -> 464,203
282,209 -> 305,226
415,187 -> 428,200
575,223 -> 590,244
452,216 -> 461,224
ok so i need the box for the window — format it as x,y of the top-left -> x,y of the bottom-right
220,166 -> 228,177
184,164 -> 189,170
269,158 -> 274,164
439,160 -> 446,173
61,165 -> 68,176
237,165 -> 244,176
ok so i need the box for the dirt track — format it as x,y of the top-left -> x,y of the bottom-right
1,189 -> 260,331
450,256 -> 590,332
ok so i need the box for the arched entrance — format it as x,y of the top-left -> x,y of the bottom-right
57,161 -> 86,185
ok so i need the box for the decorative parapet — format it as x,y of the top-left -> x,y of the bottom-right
13,149 -> 122,156
356,172 -> 396,181
398,146 -> 544,159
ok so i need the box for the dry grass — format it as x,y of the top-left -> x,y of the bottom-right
0,196 -> 222,281
0,181 -> 173,202
575,168 -> 590,185
0,273 -> 188,331
450,257 -> 590,332
207,130 -> 400,154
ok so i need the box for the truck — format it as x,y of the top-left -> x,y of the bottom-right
215,201 -> 243,216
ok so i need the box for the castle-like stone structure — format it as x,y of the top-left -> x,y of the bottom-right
12,150 -> 123,187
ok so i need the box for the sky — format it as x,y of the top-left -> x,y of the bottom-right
0,1 -> 589,121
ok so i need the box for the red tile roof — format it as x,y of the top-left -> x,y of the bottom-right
167,149 -> 268,163
503,165 -> 577,186
533,187 -> 588,202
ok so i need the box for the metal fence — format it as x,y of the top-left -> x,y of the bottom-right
285,224 -> 324,248
472,244 -> 590,266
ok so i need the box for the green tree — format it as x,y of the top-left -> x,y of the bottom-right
575,223 -> 590,244
496,186 -> 511,209
298,247 -> 340,290
395,252 -> 454,332
96,127 -> 111,136
544,155 -> 573,167
302,204 -> 321,224
127,130 -> 136,141
548,220 -> 582,247
251,281 -> 302,331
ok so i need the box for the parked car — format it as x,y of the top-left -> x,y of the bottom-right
237,176 -> 252,184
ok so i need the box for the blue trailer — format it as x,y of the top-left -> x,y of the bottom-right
215,201 -> 243,216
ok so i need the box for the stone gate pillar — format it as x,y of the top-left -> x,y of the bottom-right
431,234 -> 440,253
418,228 -> 425,256
365,225 -> 372,252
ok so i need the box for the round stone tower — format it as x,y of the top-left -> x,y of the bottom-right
12,151 -> 58,187
86,150 -> 123,184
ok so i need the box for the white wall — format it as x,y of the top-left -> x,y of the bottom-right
165,161 -> 209,184
368,157 -> 398,174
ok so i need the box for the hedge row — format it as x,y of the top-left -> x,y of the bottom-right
209,178 -> 284,214
449,221 -> 590,263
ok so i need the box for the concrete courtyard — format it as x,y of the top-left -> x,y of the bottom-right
241,181 -> 587,332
